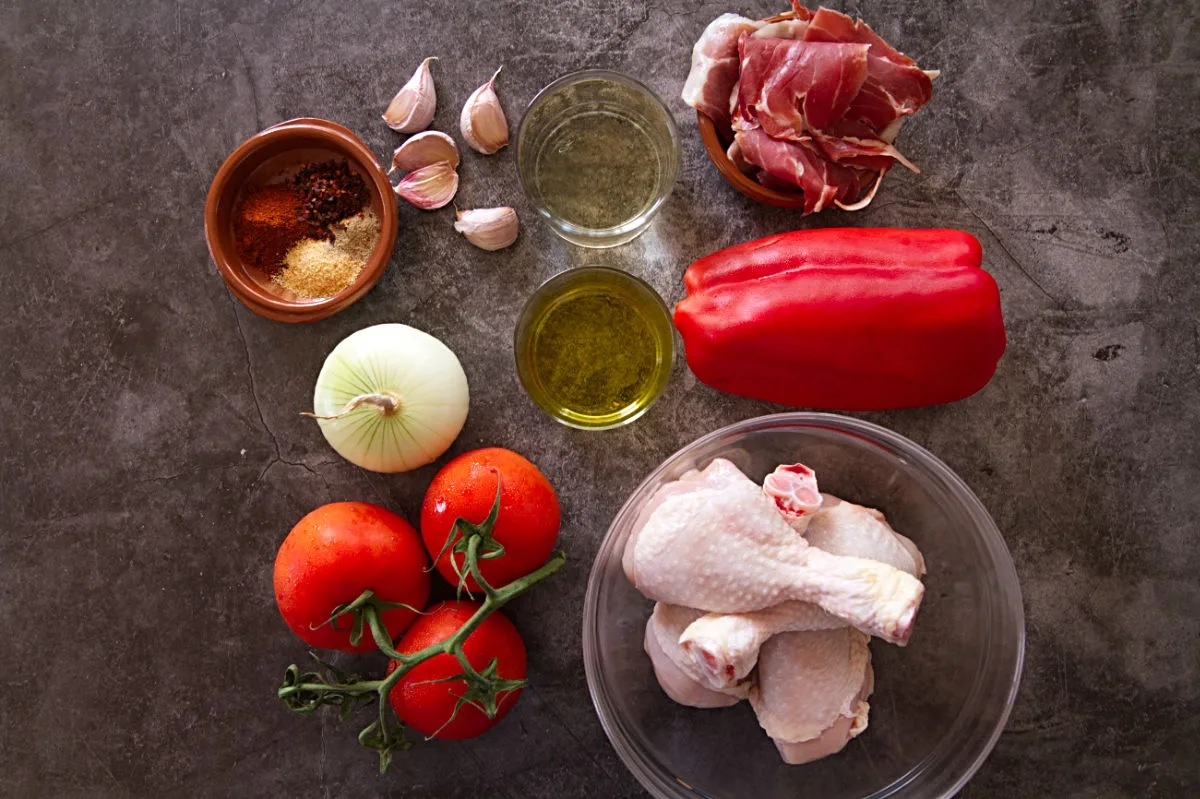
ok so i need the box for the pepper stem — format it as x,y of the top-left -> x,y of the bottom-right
300,392 -> 401,421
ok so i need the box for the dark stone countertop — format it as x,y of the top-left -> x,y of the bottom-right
1,1 -> 1197,796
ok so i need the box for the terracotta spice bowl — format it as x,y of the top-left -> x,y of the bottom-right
205,117 -> 399,323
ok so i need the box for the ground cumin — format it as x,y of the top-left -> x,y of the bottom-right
272,209 -> 380,299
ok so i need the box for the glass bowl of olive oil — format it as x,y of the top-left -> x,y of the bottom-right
514,267 -> 675,430
517,71 -> 680,248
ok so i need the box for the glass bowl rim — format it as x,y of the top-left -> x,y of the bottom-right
581,411 -> 1026,799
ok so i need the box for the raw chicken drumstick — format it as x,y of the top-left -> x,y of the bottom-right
680,600 -> 845,690
622,459 -> 923,644
680,481 -> 928,690
763,462 -> 823,534
643,603 -> 747,708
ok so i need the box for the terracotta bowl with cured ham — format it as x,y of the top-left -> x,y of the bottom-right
689,4 -> 935,213
697,13 -> 809,208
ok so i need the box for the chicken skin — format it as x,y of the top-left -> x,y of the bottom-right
623,459 -> 923,644
751,628 -> 875,764
679,490 -> 927,690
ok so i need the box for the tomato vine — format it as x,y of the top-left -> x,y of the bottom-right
277,483 -> 566,773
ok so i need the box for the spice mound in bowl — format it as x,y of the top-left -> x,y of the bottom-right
274,210 -> 380,299
234,161 -> 377,300
206,118 -> 398,323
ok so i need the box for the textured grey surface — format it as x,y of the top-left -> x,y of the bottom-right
1,0 -> 1197,796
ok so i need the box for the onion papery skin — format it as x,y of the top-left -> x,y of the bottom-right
312,324 -> 469,473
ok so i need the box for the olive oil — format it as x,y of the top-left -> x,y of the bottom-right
533,291 -> 658,416
515,267 -> 674,430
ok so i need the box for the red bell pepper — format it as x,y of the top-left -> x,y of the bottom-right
674,228 -> 1006,410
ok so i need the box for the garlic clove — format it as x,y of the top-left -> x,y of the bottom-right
390,131 -> 460,174
393,161 -> 459,210
382,57 -> 437,133
460,66 -> 509,155
453,206 -> 519,251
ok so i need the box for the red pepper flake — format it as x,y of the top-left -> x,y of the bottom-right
232,159 -> 370,276
293,160 -> 370,233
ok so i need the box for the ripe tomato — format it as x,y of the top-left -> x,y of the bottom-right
274,502 -> 430,653
421,448 -> 561,592
388,601 -> 526,740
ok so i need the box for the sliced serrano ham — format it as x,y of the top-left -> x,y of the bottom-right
802,6 -> 916,66
734,36 -> 870,138
802,6 -> 933,131
810,131 -> 916,173
735,128 -> 862,215
839,54 -> 933,131
682,14 -> 765,128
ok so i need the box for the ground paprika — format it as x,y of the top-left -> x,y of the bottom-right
233,184 -> 315,275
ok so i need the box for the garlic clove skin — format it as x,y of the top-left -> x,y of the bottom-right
453,206 -> 519,251
393,161 -> 459,210
460,66 -> 509,155
382,57 -> 437,133
390,131 -> 460,174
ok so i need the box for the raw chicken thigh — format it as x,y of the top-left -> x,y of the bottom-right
644,603 -> 747,708
805,494 -> 926,577
751,628 -> 875,765
623,459 -> 923,644
627,457 -> 928,767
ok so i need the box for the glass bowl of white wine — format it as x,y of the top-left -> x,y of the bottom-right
517,70 -> 680,248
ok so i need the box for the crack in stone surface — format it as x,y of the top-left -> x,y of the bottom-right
227,294 -> 285,463
955,189 -> 1067,310
226,296 -> 335,495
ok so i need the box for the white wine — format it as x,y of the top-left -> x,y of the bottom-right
518,71 -> 679,247
535,109 -> 661,230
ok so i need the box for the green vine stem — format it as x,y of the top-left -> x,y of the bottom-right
277,480 -> 566,774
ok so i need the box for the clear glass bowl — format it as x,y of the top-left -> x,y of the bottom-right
517,70 -> 680,248
583,413 -> 1024,799
513,266 -> 675,431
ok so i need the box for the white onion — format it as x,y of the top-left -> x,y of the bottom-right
307,324 -> 469,473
